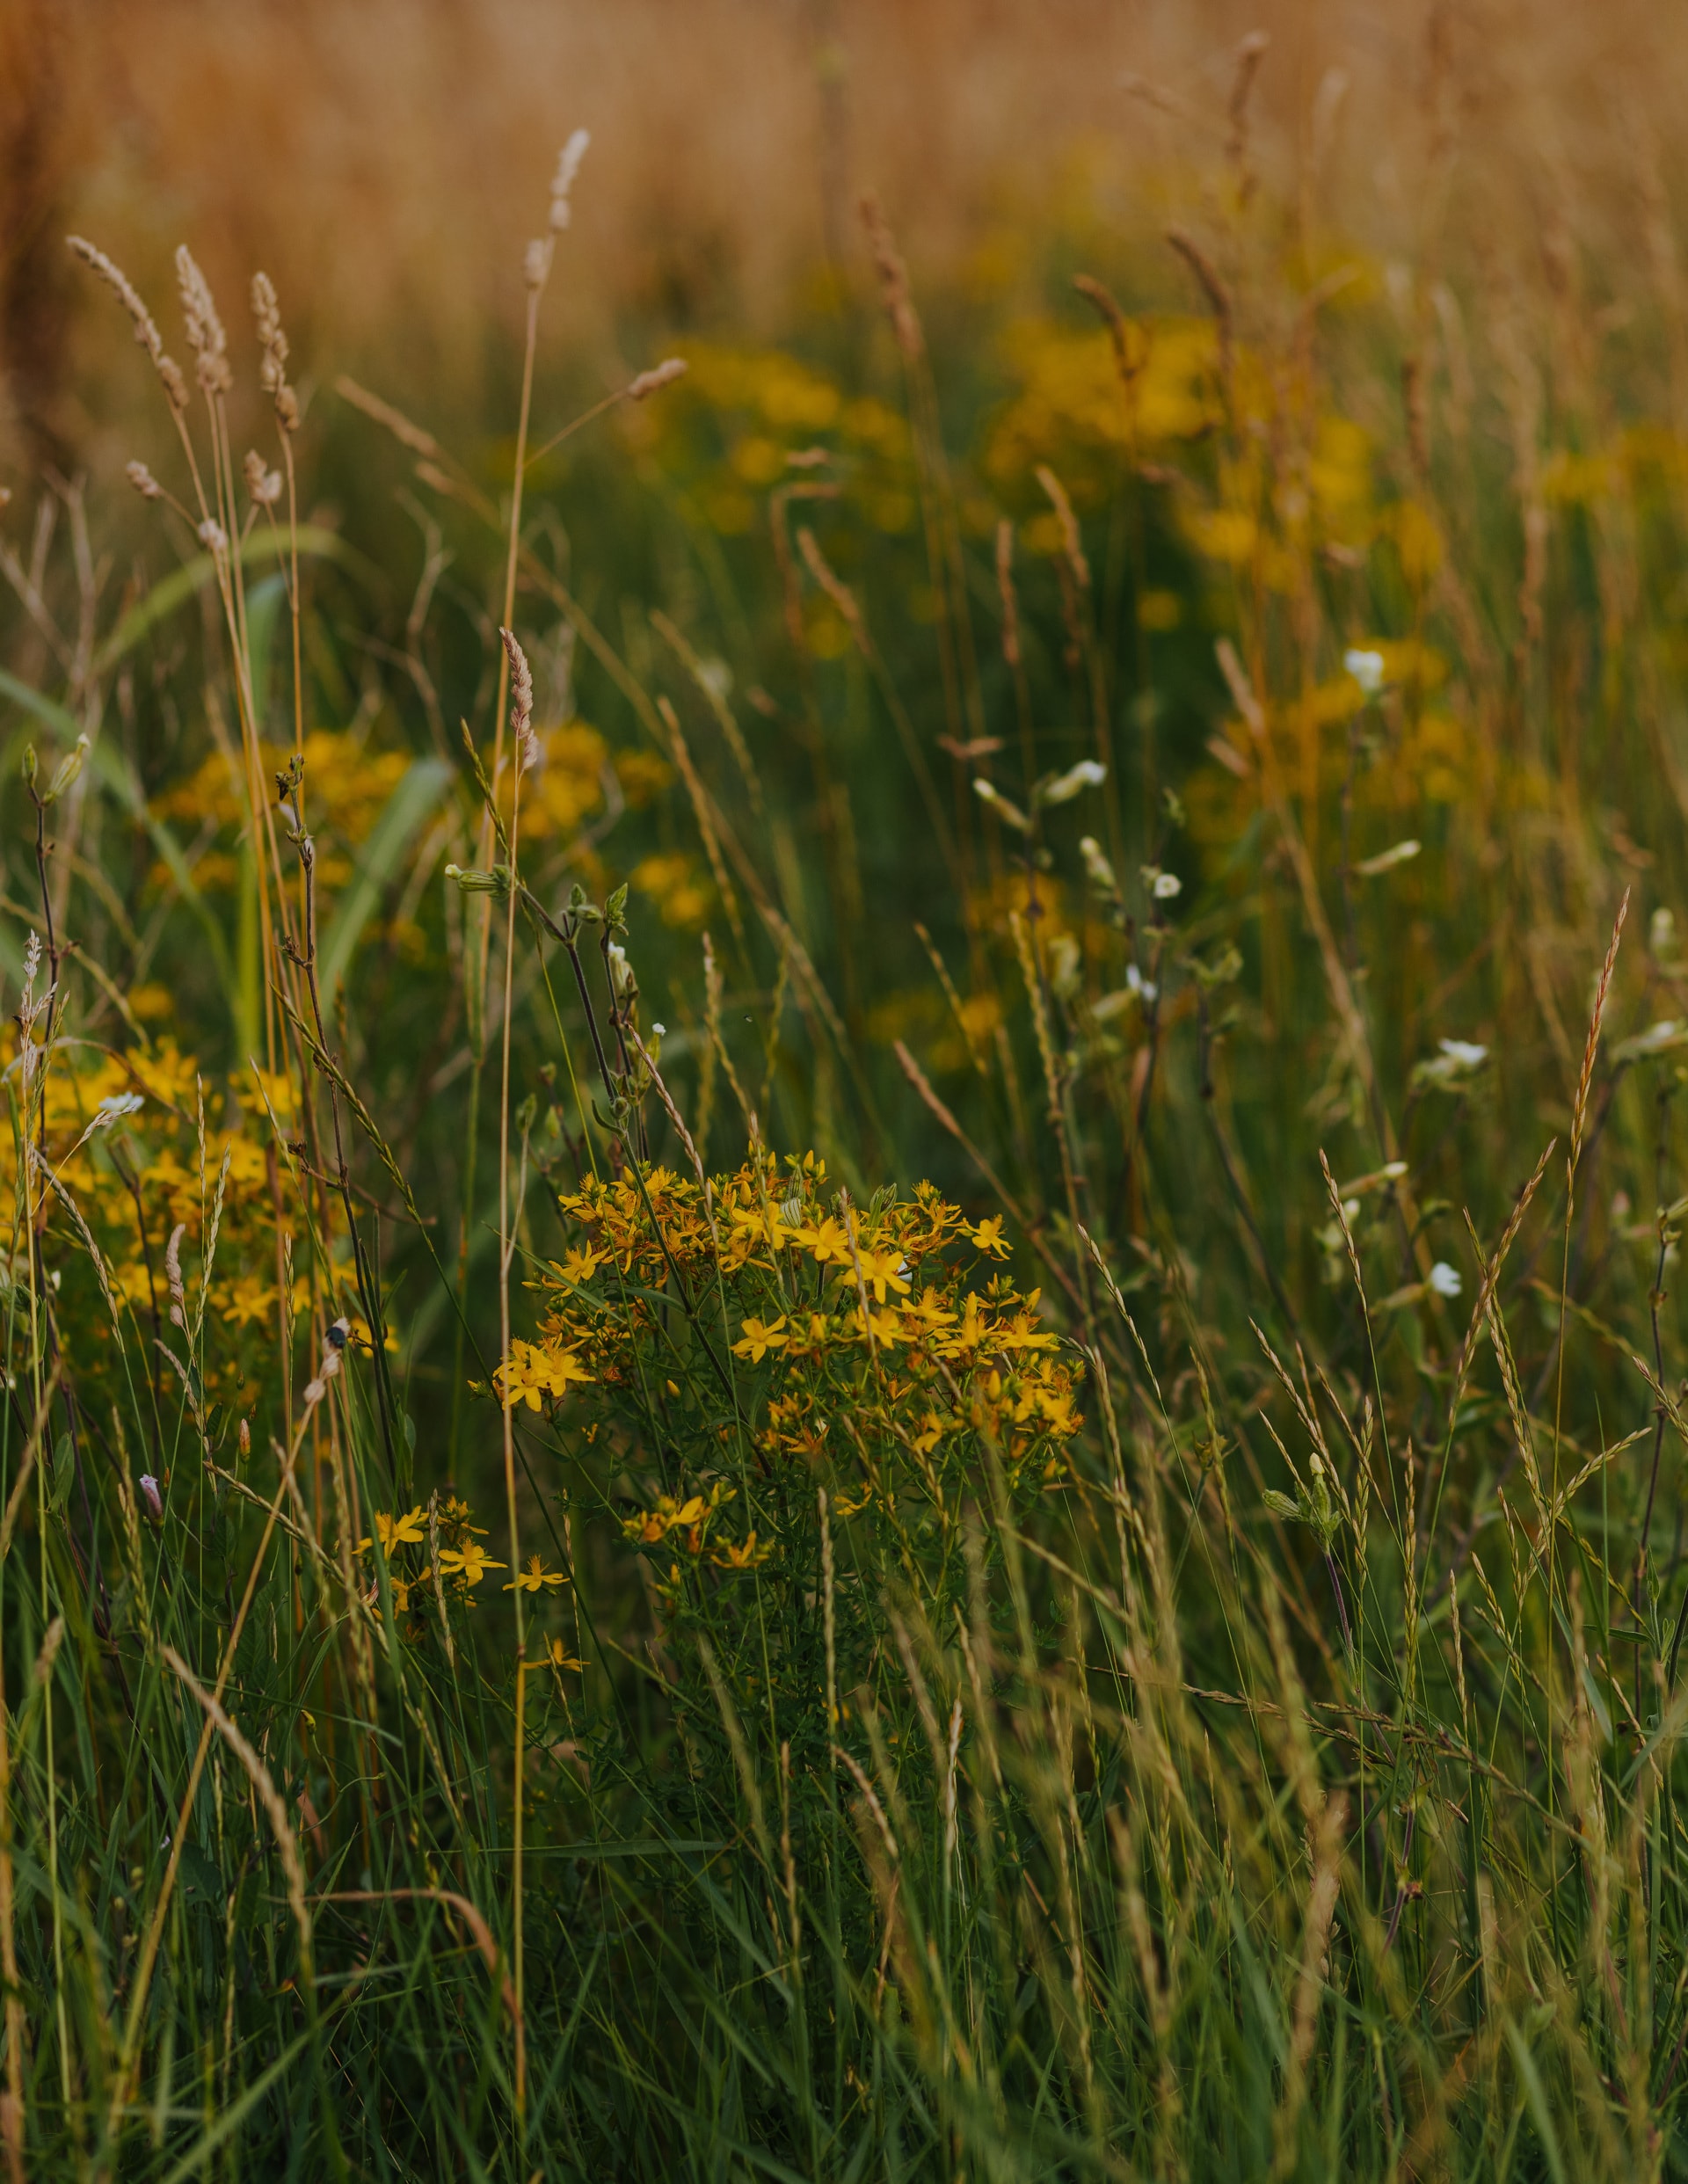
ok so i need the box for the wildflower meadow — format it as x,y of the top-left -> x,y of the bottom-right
8,17 -> 1688,2178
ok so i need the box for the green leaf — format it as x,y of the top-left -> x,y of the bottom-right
316,758 -> 454,1017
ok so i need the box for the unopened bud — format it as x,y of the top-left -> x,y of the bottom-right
46,735 -> 90,804
444,863 -> 512,898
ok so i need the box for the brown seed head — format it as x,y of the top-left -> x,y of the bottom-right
243,448 -> 282,506
251,271 -> 299,431
68,236 -> 189,412
796,528 -> 865,649
175,246 -> 233,396
628,358 -> 688,402
127,461 -> 163,501
859,194 -> 923,360
1035,464 -> 1090,590
549,129 -> 590,233
995,520 -> 1021,668
501,628 -> 537,773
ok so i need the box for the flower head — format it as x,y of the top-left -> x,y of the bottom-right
495,1338 -> 593,1410
731,1314 -> 789,1365
1344,647 -> 1386,696
505,1554 -> 568,1594
359,1506 -> 427,1555
1428,1261 -> 1463,1299
439,1541 -> 506,1587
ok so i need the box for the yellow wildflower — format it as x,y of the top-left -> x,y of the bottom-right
968,1216 -> 1012,1258
220,1274 -> 277,1329
855,1246 -> 912,1304
505,1554 -> 568,1593
793,1216 -> 851,1265
439,1541 -> 506,1587
359,1506 -> 427,1554
557,1243 -> 604,1285
902,1287 -> 957,1333
858,1306 -> 905,1348
495,1337 -> 594,1410
731,1314 -> 789,1364
711,1530 -> 771,1571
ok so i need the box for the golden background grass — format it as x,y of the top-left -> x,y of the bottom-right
6,0 -> 1688,468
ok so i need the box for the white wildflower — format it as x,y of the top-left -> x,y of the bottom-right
1344,647 -> 1386,695
1037,758 -> 1107,806
1438,1038 -> 1488,1069
1428,1261 -> 1462,1299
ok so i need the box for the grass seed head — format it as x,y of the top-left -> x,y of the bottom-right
67,235 -> 189,411
175,245 -> 233,396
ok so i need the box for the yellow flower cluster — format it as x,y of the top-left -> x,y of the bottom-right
509,1151 -> 1083,1588
0,1028 -> 338,1394
356,1494 -> 569,1619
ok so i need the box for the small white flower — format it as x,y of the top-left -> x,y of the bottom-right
93,1091 -> 145,1127
1428,1261 -> 1462,1299
1153,871 -> 1183,900
651,1022 -> 666,1038
138,1474 -> 163,1518
1438,1038 -> 1488,1069
1037,758 -> 1107,807
1344,647 -> 1386,695
1125,964 -> 1158,1003
696,657 -> 732,703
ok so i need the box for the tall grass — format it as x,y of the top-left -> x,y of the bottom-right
6,36 -> 1688,2178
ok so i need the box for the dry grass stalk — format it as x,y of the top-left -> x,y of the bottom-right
63,237 -> 187,411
